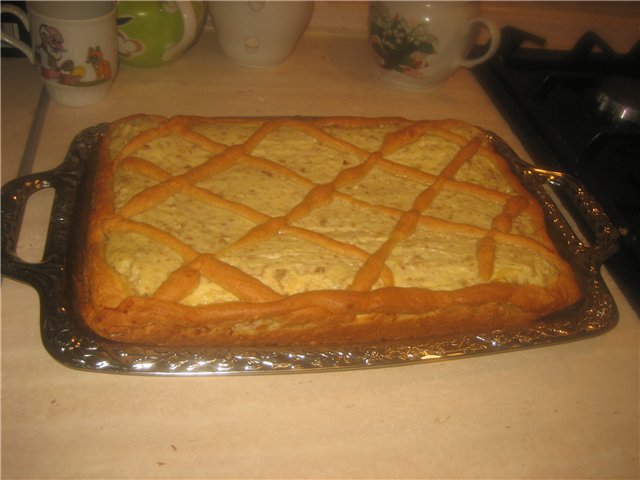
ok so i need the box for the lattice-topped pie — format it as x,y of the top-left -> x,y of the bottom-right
74,114 -> 581,346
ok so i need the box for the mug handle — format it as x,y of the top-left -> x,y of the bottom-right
0,4 -> 34,63
162,1 -> 197,63
456,17 -> 501,69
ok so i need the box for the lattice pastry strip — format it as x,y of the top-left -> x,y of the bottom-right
75,115 -> 581,346
115,118 -> 399,295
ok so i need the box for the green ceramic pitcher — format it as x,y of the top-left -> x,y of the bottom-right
117,1 -> 206,68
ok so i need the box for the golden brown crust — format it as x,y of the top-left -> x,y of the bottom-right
73,114 -> 582,346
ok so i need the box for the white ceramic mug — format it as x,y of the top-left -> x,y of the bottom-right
369,1 -> 500,89
1,1 -> 118,107
208,1 -> 313,68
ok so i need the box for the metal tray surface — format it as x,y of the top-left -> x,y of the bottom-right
1,123 -> 620,375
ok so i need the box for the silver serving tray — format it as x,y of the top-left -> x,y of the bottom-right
1,123 -> 620,375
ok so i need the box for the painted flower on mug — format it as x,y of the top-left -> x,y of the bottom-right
369,2 -> 438,76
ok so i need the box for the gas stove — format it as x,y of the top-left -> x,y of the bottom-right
473,27 -> 640,311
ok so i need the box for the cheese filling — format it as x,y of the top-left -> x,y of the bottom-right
106,119 -> 562,306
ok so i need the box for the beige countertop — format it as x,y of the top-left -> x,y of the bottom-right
2,2 -> 639,478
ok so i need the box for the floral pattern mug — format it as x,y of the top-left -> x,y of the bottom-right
369,1 -> 500,89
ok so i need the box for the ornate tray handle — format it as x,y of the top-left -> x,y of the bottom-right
485,131 -> 620,268
529,167 -> 620,266
2,125 -> 107,290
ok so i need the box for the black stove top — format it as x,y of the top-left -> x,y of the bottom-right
473,27 -> 640,309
